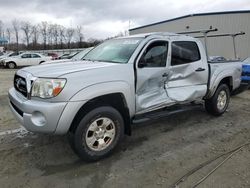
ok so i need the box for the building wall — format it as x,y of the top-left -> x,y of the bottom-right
129,13 -> 250,60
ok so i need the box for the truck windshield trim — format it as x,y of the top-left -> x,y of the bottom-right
83,37 -> 143,64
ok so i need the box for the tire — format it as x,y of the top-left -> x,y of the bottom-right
70,106 -> 124,162
205,84 -> 230,116
8,62 -> 16,69
39,61 -> 45,64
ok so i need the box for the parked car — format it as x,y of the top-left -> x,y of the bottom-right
241,58 -> 250,88
208,56 -> 227,62
3,52 -> 52,68
58,53 -> 71,59
0,51 -> 24,66
43,48 -> 94,64
9,33 -> 243,162
0,51 -> 23,60
46,52 -> 58,60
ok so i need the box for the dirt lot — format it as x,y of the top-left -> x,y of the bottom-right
0,69 -> 250,188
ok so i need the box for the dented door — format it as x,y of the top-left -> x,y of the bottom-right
135,40 -> 173,114
165,40 -> 208,102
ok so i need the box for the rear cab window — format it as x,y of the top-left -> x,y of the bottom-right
171,41 -> 201,66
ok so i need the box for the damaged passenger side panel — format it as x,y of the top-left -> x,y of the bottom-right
166,40 -> 208,102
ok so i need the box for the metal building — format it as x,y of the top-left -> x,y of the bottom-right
129,10 -> 250,60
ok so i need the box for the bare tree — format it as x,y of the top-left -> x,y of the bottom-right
59,26 -> 65,49
31,24 -> 40,49
21,21 -> 33,48
12,19 -> 19,51
52,24 -> 59,48
41,21 -> 48,49
47,24 -> 54,48
65,27 -> 74,48
6,28 -> 11,44
76,25 -> 84,47
0,20 -> 4,38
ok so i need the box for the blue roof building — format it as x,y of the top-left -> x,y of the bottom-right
0,37 -> 8,45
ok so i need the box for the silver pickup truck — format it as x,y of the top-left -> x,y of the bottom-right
8,33 -> 242,161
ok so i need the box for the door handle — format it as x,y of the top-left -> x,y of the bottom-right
195,68 -> 206,72
162,73 -> 168,77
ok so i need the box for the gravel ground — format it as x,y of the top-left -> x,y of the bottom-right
0,69 -> 250,188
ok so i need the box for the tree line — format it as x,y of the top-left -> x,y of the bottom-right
0,20 -> 102,51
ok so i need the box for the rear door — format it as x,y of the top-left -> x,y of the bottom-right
166,40 -> 208,102
31,54 -> 42,65
135,40 -> 173,114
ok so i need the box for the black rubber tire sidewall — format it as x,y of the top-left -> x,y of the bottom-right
73,106 -> 124,162
8,62 -> 16,69
205,84 -> 230,116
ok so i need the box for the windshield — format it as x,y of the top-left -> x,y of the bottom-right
72,48 -> 93,60
83,38 -> 143,63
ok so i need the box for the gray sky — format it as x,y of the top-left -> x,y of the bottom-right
0,0 -> 250,39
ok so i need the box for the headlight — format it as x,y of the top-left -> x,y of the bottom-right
31,78 -> 66,98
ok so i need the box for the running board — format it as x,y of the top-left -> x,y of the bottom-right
132,103 -> 203,124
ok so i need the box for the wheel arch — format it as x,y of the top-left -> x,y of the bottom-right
207,76 -> 233,98
218,77 -> 233,92
69,93 -> 132,136
6,61 -> 17,67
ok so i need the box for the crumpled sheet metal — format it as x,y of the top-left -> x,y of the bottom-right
136,63 -> 207,113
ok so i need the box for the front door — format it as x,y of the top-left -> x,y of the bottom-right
19,54 -> 31,66
166,40 -> 208,102
135,40 -> 172,114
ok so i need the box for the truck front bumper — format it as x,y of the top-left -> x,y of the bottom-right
8,87 -> 67,134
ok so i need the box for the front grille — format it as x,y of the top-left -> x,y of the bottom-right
14,74 -> 28,97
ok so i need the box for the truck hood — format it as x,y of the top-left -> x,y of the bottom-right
20,61 -> 118,77
42,59 -> 72,64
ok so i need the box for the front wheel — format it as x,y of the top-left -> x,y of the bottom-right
205,84 -> 230,116
8,62 -> 16,69
69,106 -> 124,162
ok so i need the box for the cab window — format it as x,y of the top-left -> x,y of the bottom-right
171,41 -> 200,66
139,41 -> 168,67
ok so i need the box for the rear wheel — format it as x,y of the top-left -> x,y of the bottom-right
39,61 -> 45,64
69,106 -> 124,162
8,62 -> 16,69
205,84 -> 230,116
